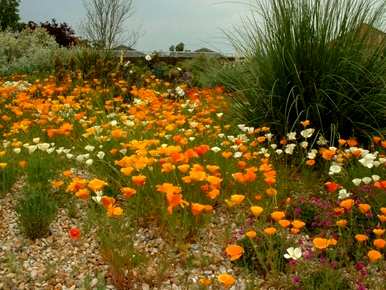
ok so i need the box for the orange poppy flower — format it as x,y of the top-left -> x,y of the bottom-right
373,229 -> 385,236
19,160 -> 28,168
271,211 -> 286,221
132,175 -> 146,186
367,250 -> 382,262
111,128 -> 124,139
166,191 -> 188,214
225,244 -> 244,261
191,203 -> 206,216
199,277 -> 212,286
373,239 -> 385,249
313,238 -> 330,250
75,188 -> 90,200
264,227 -> 277,235
207,189 -> 220,199
107,205 -> 123,217
217,273 -> 236,288
336,219 -> 348,228
278,219 -> 291,228
120,187 -> 136,198
358,203 -> 371,214
266,187 -> 277,197
88,179 -> 108,192
291,220 -> 305,229
69,227 -> 81,240
306,159 -> 316,166
222,151 -> 233,159
245,230 -> 257,238
177,164 -> 190,173
339,199 -> 354,210
325,182 -> 340,193
250,206 -> 264,217
355,234 -> 368,242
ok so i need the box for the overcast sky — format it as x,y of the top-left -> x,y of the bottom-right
20,0 -> 251,52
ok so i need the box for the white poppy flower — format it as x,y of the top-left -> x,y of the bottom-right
359,153 -> 377,168
285,144 -> 296,155
66,153 -> 74,159
300,128 -> 315,139
145,54 -> 152,61
307,149 -> 318,159
338,189 -> 351,199
47,148 -> 55,154
284,247 -> 302,260
92,191 -> 103,203
33,137 -> 40,144
329,164 -> 342,175
317,135 -> 328,145
300,141 -> 308,149
13,148 -> 21,154
125,120 -> 135,127
97,151 -> 105,159
352,178 -> 362,186
37,143 -> 50,152
362,177 -> 372,184
275,149 -> 283,155
76,155 -> 85,162
28,145 -> 37,154
372,175 -> 380,182
85,145 -> 95,152
211,146 -> 221,153
233,152 -> 242,158
85,159 -> 93,166
287,132 -> 297,141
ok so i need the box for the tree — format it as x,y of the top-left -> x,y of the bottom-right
175,42 -> 185,52
0,0 -> 20,31
169,45 -> 175,52
27,19 -> 78,47
81,0 -> 139,49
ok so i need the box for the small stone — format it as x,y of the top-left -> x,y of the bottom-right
90,278 -> 98,287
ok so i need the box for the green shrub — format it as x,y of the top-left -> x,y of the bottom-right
0,164 -> 18,197
294,265 -> 352,290
87,204 -> 148,289
16,189 -> 58,239
0,27 -> 59,75
26,152 -> 59,185
214,0 -> 386,139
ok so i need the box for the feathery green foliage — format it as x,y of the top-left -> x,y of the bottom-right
217,0 -> 386,139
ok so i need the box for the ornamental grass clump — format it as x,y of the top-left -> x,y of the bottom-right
16,189 -> 58,240
222,0 -> 386,139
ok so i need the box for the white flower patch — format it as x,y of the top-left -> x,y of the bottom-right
97,151 -> 105,159
284,247 -> 302,260
284,144 -> 296,155
329,163 -> 342,175
211,146 -> 221,153
300,128 -> 315,139
352,178 -> 362,186
359,152 -> 377,168
287,132 -> 297,141
338,189 -> 352,199
85,145 -> 95,152
362,177 -> 372,184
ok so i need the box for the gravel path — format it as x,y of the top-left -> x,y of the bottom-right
0,179 -> 114,290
